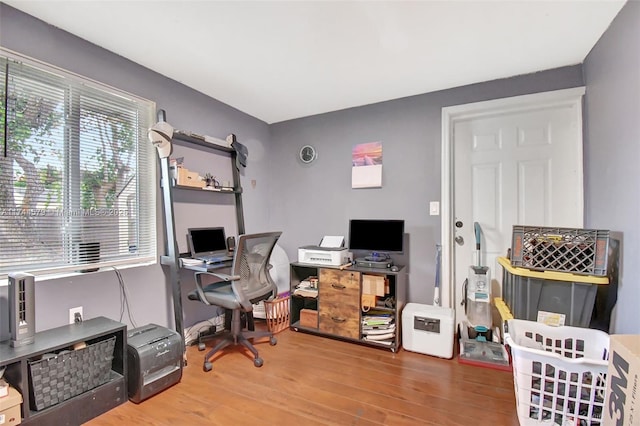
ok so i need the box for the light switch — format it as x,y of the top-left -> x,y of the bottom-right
429,201 -> 440,216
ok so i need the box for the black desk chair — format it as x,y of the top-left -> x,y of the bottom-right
188,231 -> 282,371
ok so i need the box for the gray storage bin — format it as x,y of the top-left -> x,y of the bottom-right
499,257 -> 607,328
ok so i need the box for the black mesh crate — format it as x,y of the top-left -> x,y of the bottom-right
28,336 -> 116,411
511,226 -> 610,276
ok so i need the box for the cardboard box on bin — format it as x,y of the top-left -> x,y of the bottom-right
0,385 -> 22,425
605,334 -> 640,426
177,167 -> 205,188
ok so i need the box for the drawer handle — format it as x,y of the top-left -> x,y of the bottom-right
331,283 -> 346,290
331,316 -> 346,323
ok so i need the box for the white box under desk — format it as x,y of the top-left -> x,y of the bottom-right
402,303 -> 455,359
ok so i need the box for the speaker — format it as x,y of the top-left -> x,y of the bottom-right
78,242 -> 100,273
8,272 -> 35,347
226,236 -> 236,253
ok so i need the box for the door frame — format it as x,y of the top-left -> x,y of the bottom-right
440,87 -> 586,310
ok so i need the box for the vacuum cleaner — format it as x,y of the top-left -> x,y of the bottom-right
458,223 -> 510,370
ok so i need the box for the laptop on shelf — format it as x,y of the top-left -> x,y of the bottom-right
187,227 -> 233,264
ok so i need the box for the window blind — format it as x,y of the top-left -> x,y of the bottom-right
0,50 -> 157,278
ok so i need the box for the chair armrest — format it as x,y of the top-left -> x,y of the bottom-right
230,280 -> 255,312
193,271 -> 241,305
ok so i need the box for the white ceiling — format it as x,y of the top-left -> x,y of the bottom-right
4,0 -> 627,124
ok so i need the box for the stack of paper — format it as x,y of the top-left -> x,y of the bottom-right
362,313 -> 395,345
293,287 -> 318,298
362,315 -> 393,326
181,258 -> 204,266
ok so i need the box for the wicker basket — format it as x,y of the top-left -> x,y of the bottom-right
28,336 -> 116,411
263,294 -> 290,333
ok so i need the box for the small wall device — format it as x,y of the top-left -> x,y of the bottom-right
8,272 -> 36,347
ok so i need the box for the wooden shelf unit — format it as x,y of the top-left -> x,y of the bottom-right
0,317 -> 127,425
289,263 -> 407,352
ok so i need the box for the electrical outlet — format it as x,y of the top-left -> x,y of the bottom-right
69,306 -> 83,324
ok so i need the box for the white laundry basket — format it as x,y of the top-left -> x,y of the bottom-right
505,319 -> 610,426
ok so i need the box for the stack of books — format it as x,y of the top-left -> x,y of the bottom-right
362,312 -> 395,346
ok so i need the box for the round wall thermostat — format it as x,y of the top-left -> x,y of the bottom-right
299,145 -> 317,164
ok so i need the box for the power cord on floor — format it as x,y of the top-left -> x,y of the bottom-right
184,319 -> 219,346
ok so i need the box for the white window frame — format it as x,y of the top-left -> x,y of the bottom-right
0,48 -> 157,280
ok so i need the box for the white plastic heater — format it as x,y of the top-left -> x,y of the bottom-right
8,272 -> 36,347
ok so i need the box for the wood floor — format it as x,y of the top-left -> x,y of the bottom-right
86,327 -> 519,426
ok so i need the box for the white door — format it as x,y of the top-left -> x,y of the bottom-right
441,88 -> 585,325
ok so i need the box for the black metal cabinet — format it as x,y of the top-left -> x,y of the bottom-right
0,317 -> 127,425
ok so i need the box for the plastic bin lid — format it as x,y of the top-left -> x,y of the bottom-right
498,257 -> 609,284
403,303 -> 454,319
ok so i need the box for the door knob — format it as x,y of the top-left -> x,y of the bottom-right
455,235 -> 464,245
455,221 -> 463,228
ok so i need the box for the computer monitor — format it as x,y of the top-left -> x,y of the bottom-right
187,227 -> 228,258
348,219 -> 404,258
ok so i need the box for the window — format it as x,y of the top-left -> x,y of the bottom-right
0,50 -> 157,278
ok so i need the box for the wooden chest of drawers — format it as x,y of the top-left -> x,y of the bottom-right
318,269 -> 361,339
290,262 -> 407,352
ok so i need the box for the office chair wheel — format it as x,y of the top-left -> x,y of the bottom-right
198,342 -> 205,351
269,336 -> 277,346
254,357 -> 264,368
203,361 -> 213,372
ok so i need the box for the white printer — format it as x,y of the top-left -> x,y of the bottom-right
297,235 -> 350,266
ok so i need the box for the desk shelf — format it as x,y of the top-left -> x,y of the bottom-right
156,113 -> 245,342
173,183 -> 242,194
171,131 -> 234,153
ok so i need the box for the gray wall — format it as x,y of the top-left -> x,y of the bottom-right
583,0 -> 640,334
2,2 -> 635,337
269,67 -> 583,304
0,3 -> 272,335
